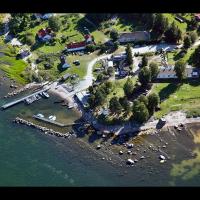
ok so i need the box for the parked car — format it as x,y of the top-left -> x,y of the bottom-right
73,60 -> 80,65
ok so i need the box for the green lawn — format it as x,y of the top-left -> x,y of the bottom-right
111,18 -> 133,32
163,13 -> 187,34
28,14 -> 107,55
4,14 -> 108,84
59,53 -> 97,79
106,77 -> 137,103
0,39 -> 28,84
0,56 -> 28,84
167,46 -> 196,65
151,81 -> 200,118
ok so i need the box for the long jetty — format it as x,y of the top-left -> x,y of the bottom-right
1,87 -> 50,110
33,115 -> 82,127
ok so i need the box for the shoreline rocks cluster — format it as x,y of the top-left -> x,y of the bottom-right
13,117 -> 71,138
4,84 -> 41,99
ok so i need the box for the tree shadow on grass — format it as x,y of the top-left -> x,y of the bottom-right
187,79 -> 200,87
88,132 -> 102,143
31,42 -> 45,51
75,16 -> 97,35
173,50 -> 186,61
158,82 -> 181,102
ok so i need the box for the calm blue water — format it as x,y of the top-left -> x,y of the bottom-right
1,72 -> 200,186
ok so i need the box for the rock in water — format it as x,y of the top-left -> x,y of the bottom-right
127,159 -> 134,165
127,143 -> 134,148
159,155 -> 166,160
119,151 -> 123,155
96,144 -> 101,149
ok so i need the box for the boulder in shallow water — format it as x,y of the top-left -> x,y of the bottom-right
159,155 -> 166,160
127,143 -> 134,148
160,160 -> 165,163
127,159 -> 134,165
96,144 -> 101,149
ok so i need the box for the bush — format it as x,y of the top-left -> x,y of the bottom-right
110,29 -> 119,41
61,35 -> 68,43
189,31 -> 198,44
86,44 -> 96,52
107,66 -> 115,76
24,32 -> 35,46
97,73 -> 104,81
48,16 -> 61,32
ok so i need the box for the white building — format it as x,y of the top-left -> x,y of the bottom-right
108,61 -> 113,68
157,66 -> 199,79
118,31 -> 151,43
75,90 -> 90,108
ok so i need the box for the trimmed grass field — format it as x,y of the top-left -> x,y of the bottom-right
59,52 -> 98,79
0,40 -> 28,84
151,81 -> 200,118
167,46 -> 196,65
106,77 -> 137,103
163,13 -> 188,34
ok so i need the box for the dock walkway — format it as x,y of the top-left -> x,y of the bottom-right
1,87 -> 49,109
33,115 -> 82,127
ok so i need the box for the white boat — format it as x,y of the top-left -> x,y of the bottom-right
42,92 -> 50,98
36,113 -> 44,118
49,115 -> 56,121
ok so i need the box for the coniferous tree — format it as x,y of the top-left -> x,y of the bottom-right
190,45 -> 200,67
123,77 -> 134,98
174,60 -> 186,81
126,44 -> 133,65
138,66 -> 151,87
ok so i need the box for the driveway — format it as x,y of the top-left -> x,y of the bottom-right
131,43 -> 181,55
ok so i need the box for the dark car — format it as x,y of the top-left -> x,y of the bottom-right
73,60 -> 80,65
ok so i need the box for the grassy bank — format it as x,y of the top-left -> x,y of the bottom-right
151,81 -> 200,118
105,77 -> 137,106
0,40 -> 28,84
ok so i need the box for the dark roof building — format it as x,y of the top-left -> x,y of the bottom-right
157,66 -> 199,79
118,31 -> 151,43
195,14 -> 200,21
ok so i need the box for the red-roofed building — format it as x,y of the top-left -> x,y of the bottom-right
66,41 -> 86,52
84,34 -> 93,43
38,29 -> 47,38
66,34 -> 95,52
195,14 -> 200,21
37,28 -> 53,42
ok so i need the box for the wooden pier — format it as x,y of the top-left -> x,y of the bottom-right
33,115 -> 82,127
1,87 -> 50,110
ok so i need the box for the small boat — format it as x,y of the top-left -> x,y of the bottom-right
36,113 -> 44,118
42,92 -> 49,98
35,94 -> 41,100
49,115 -> 56,121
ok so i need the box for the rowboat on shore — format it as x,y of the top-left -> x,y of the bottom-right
36,113 -> 44,118
49,115 -> 56,121
40,92 -> 49,98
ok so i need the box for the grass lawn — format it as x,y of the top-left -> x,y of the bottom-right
0,56 -> 27,84
111,18 -> 133,32
167,46 -> 196,65
151,81 -> 200,118
106,77 -> 137,104
27,14 -> 107,54
59,53 -> 97,79
11,14 -> 108,83
0,39 -> 28,84
163,13 -> 187,34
